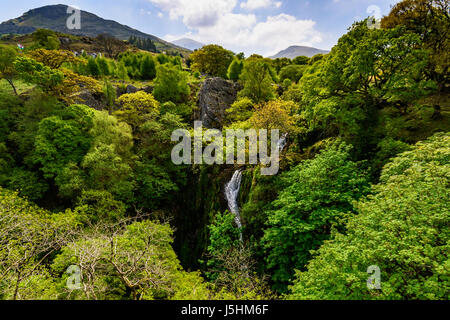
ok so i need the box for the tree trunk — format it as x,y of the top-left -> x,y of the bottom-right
431,105 -> 442,120
13,270 -> 21,300
6,78 -> 18,96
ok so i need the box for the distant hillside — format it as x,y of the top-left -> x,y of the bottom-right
0,4 -> 189,54
270,46 -> 329,59
172,38 -> 205,51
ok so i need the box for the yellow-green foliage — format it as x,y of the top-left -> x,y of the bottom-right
114,91 -> 160,129
226,97 -> 254,123
0,187 -> 79,300
190,45 -> 234,78
288,133 -> 450,300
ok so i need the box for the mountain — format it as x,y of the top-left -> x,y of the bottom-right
171,38 -> 205,51
270,45 -> 329,59
0,4 -> 187,53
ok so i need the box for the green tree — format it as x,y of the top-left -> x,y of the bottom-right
190,45 -> 234,78
300,21 -> 436,140
14,56 -> 64,93
308,53 -> 325,65
140,55 -> 156,80
52,219 -> 196,300
249,99 -> 296,134
281,82 -> 302,103
206,212 -> 273,299
87,57 -> 101,78
27,49 -> 81,69
103,80 -> 116,111
288,133 -> 450,300
55,109 -> 135,201
0,45 -> 19,95
134,112 -> 188,210
292,56 -> 309,65
116,61 -> 129,80
225,97 -> 254,123
239,58 -> 276,103
279,64 -> 307,83
0,187 -> 78,300
32,29 -> 60,50
263,141 -> 370,291
7,168 -> 48,202
381,0 -> 449,96
115,91 -> 160,130
157,54 -> 169,65
81,143 -> 135,204
97,57 -> 110,76
33,104 -> 95,180
75,189 -> 126,223
272,57 -> 292,73
227,59 -> 244,81
153,64 -> 190,103
207,212 -> 242,267
159,101 -> 192,121
206,211 -> 243,282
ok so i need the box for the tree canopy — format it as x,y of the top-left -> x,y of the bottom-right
288,133 -> 449,300
190,45 -> 234,78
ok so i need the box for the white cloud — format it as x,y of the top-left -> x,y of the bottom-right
140,8 -> 152,15
240,0 -> 282,10
149,0 -> 322,56
148,0 -> 237,28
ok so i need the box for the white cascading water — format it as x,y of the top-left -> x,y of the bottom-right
225,170 -> 244,242
224,134 -> 288,242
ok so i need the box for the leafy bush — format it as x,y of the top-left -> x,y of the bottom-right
288,133 -> 450,300
190,45 -> 234,78
263,141 -> 370,291
239,58 -> 276,103
153,64 -> 190,103
227,59 -> 244,81
140,55 -> 157,80
279,64 -> 307,83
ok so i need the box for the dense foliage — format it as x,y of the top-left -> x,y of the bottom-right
0,0 -> 448,300
288,133 -> 449,300
263,141 -> 370,291
190,45 -> 234,78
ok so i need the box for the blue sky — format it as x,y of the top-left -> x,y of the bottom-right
1,0 -> 401,56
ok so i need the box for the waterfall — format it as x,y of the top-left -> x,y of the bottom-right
225,170 -> 243,242
223,134 -> 288,242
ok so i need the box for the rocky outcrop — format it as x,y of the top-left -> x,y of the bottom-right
142,86 -> 154,94
198,77 -> 242,129
72,90 -> 105,111
126,85 -> 138,94
115,84 -> 153,98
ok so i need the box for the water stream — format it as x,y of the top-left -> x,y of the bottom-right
224,133 -> 288,243
225,169 -> 244,242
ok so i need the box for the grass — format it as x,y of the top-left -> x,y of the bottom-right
379,93 -> 450,144
0,79 -> 34,95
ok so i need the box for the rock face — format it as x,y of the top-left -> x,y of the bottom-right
126,85 -> 138,94
73,90 -> 105,111
115,85 -> 153,98
142,86 -> 154,94
198,77 -> 241,129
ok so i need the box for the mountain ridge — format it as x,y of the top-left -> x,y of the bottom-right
0,4 -> 188,53
270,45 -> 329,59
171,38 -> 205,51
